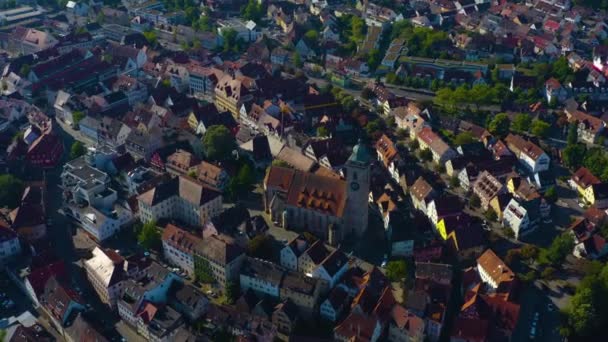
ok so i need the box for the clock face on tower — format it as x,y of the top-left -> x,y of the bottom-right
350,182 -> 360,191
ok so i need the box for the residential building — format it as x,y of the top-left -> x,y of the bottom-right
388,305 -> 425,342
564,108 -> 606,144
585,183 -> 608,208
280,235 -> 309,271
472,171 -> 506,211
476,249 -> 515,291
40,277 -> 85,330
320,287 -> 349,322
416,127 -> 457,164
240,257 -> 284,298
6,184 -> 47,241
190,161 -> 229,190
279,270 -> 325,317
410,177 -> 435,215
165,149 -> 200,176
214,73 -> 254,118
272,300 -> 299,336
169,283 -> 209,321
61,156 -> 117,209
502,198 -> 541,239
570,167 -> 601,201
64,204 -> 132,242
84,248 -> 126,309
137,175 -> 223,227
161,224 -> 245,287
504,134 -> 550,173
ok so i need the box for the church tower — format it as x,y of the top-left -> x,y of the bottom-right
344,139 -> 371,237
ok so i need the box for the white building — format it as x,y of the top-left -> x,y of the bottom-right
502,198 -> 540,239
64,204 -> 132,242
84,247 -> 126,309
137,175 -> 222,227
61,156 -> 117,210
239,258 -> 284,298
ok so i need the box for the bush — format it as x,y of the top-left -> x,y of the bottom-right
70,141 -> 86,159
0,175 -> 24,209
386,260 -> 408,282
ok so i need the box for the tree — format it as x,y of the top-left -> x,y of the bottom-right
19,64 -> 30,76
520,245 -> 539,260
317,126 -> 330,137
241,0 -> 263,22
544,186 -> 558,203
202,125 -> 237,161
72,110 -> 85,127
143,30 -> 157,46
70,141 -> 86,159
488,113 -> 510,137
0,175 -> 24,209
385,260 -> 407,282
367,49 -> 382,71
246,234 -> 274,260
562,144 -> 586,169
293,52 -> 303,68
418,149 -> 433,162
469,194 -> 481,208
567,287 -> 598,337
361,88 -> 375,100
271,159 -> 292,168
511,113 -> 532,133
541,266 -> 556,280
567,122 -> 578,145
484,209 -> 498,222
449,176 -> 460,188
137,220 -> 160,250
225,281 -> 240,305
453,131 -> 476,146
228,163 -> 255,199
531,119 -> 551,138
408,139 -> 419,150
539,233 -> 574,265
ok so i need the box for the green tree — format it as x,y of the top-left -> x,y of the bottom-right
531,119 -> 551,138
228,163 -> 255,199
449,176 -> 460,188
70,141 -> 86,159
385,260 -> 407,282
520,245 -> 539,260
19,64 -> 30,76
367,49 -> 382,71
221,28 -> 239,53
225,281 -> 240,304
241,0 -> 263,21
541,266 -> 556,280
246,234 -> 274,260
469,194 -> 481,208
317,126 -> 330,137
194,257 -> 215,283
72,110 -> 85,127
539,233 -> 574,265
453,131 -> 476,146
544,186 -> 558,203
562,144 -> 586,169
488,113 -> 510,137
271,159 -> 292,168
292,52 -> 303,68
418,149 -> 433,162
408,139 -> 419,150
137,220 -> 161,250
567,123 -> 578,145
567,287 -> 598,337
0,175 -> 24,209
143,30 -> 157,46
511,113 -> 532,133
202,125 -> 237,161
484,209 -> 498,222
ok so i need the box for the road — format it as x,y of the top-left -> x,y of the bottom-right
40,122 -> 130,339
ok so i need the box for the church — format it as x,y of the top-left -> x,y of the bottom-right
263,140 -> 371,245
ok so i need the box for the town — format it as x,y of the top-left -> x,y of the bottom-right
0,0 -> 607,341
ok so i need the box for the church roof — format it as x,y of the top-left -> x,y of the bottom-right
348,139 -> 371,164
